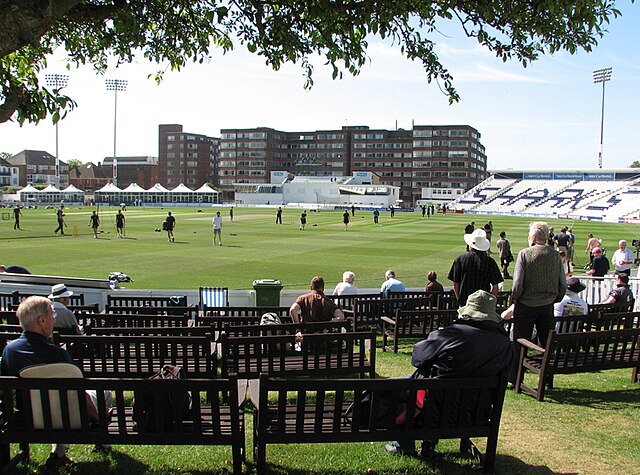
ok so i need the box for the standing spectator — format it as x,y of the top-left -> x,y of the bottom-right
483,221 -> 493,250
611,240 -> 634,276
427,205 -> 431,219
13,206 -> 22,230
373,209 -> 379,224
464,221 -> 475,235
351,205 -> 356,217
212,211 -> 223,246
342,210 -> 350,231
448,229 -> 503,306
547,226 -> 556,249
510,221 -> 565,384
115,209 -> 126,238
48,284 -> 81,335
88,210 -> 100,239
276,207 -> 283,224
585,233 -> 600,264
54,204 -> 66,235
390,205 -> 395,218
424,271 -> 444,293
421,205 -> 426,220
496,231 -> 513,279
332,271 -> 358,296
555,227 -> 570,255
229,207 -> 234,222
554,277 -> 588,317
601,274 -> 635,306
299,210 -> 307,230
164,211 -> 176,242
381,269 -> 405,297
290,276 -> 345,323
430,204 -> 435,216
567,227 -> 576,267
586,247 -> 609,278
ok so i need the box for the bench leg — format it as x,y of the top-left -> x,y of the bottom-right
483,434 -> 498,474
231,443 -> 242,475
632,366 -> 639,384
0,443 -> 8,472
536,367 -> 549,402
255,442 -> 267,475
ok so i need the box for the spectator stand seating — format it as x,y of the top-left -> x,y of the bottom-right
58,334 -> 215,379
199,287 -> 229,309
382,309 -> 459,353
0,367 -> 244,474
220,329 -> 376,380
252,371 -> 509,474
515,328 -> 640,401
0,292 -> 18,311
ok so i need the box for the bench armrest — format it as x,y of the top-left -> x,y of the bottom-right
516,338 -> 545,354
380,316 -> 395,326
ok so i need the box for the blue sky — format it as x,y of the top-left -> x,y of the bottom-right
1,3 -> 639,171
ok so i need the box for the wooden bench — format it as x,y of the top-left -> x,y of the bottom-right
200,305 -> 290,318
252,372 -> 509,474
104,305 -> 198,318
326,293 -> 382,310
81,312 -> 193,329
0,375 -> 243,474
107,294 -> 188,308
58,335 -> 215,378
85,325 -> 213,338
221,330 -> 376,379
222,320 -> 352,338
381,309 -> 458,353
515,328 -> 640,401
0,311 -> 18,325
12,291 -> 85,306
347,296 -> 433,330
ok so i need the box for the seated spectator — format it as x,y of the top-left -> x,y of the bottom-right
381,269 -> 405,297
554,277 -> 588,317
48,284 -> 82,335
290,276 -> 345,323
332,271 -> 358,296
385,289 -> 513,456
0,264 -> 32,274
601,273 -> 635,306
1,296 -> 111,468
424,271 -> 444,293
586,247 -> 609,278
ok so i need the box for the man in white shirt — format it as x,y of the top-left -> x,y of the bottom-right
332,271 -> 358,296
611,240 -> 634,276
212,211 -> 223,246
554,277 -> 588,317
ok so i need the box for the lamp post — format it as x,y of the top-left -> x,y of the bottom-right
105,79 -> 128,186
593,67 -> 612,169
44,74 -> 69,187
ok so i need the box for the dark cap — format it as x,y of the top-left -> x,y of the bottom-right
566,277 -> 586,293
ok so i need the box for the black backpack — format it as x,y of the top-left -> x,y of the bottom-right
133,365 -> 192,432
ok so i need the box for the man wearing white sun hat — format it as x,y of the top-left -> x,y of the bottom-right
447,229 -> 503,307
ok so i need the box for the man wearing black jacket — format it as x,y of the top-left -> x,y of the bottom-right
385,290 -> 513,456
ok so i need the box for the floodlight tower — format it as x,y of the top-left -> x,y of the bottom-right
44,74 -> 69,187
593,67 -> 612,169
105,79 -> 128,186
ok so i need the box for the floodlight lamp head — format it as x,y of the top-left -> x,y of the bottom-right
105,79 -> 128,91
45,74 -> 69,91
592,67 -> 612,84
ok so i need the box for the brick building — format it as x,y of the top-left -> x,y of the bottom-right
218,125 -> 486,205
157,124 -> 219,189
6,150 -> 69,187
102,156 -> 158,189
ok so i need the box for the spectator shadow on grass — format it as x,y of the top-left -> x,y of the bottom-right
13,449 -> 149,475
545,387 -> 640,410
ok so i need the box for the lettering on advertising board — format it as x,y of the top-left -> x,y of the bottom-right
584,173 -> 615,180
523,173 -> 553,180
553,173 -> 584,180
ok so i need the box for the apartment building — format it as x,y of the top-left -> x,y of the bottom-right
0,158 -> 19,187
218,125 -> 486,204
158,124 -> 219,189
102,155 -> 158,189
6,150 -> 69,187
